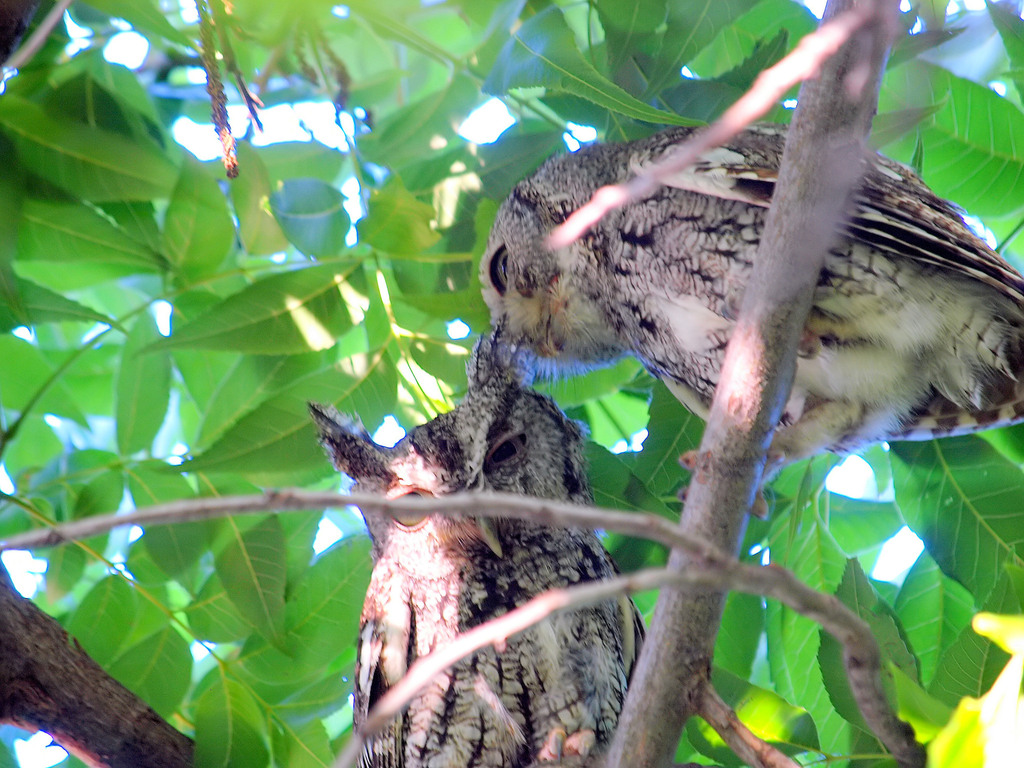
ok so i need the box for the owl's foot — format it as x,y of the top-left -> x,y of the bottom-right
537,728 -> 595,761
798,329 -> 822,358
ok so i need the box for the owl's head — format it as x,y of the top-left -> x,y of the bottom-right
309,335 -> 591,553
481,156 -> 626,374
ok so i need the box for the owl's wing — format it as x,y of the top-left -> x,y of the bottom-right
618,595 -> 645,678
644,125 -> 1024,306
354,614 -> 407,768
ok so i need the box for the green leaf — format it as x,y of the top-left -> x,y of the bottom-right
714,590 -> 765,678
626,382 -> 704,499
187,572 -> 254,643
358,180 -> 440,255
194,677 -> 269,768
358,75 -> 482,169
198,353 -> 325,447
85,0 -> 193,47
927,695 -> 986,768
0,276 -> 114,332
928,575 -> 1018,705
818,559 -> 917,733
159,262 -> 357,354
117,313 -> 172,454
689,667 -> 819,762
284,536 -> 372,658
0,96 -> 177,202
260,142 -> 345,186
988,0 -> 1024,100
108,624 -> 192,717
596,0 -> 667,74
216,515 -> 288,644
878,61 -> 1024,216
65,576 -> 139,664
0,336 -> 88,424
891,665 -> 953,743
891,437 -> 1024,601
18,198 -> 165,270
643,0 -> 761,95
895,553 -> 976,685
185,350 -> 398,479
164,156 -> 235,281
271,719 -> 333,768
766,506 -> 850,753
483,7 -> 696,126
229,142 -> 289,257
270,178 -> 351,257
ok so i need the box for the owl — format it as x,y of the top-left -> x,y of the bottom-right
309,337 -> 643,768
481,124 -> 1024,466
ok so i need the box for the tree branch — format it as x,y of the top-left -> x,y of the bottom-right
0,488 -> 918,765
698,686 -> 799,768
604,1 -> 911,767
0,564 -> 193,768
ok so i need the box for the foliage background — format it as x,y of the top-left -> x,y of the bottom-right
1,0 -> 1024,765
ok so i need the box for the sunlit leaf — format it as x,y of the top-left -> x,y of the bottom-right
158,262 -> 357,354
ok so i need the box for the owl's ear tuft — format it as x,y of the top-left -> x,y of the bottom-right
468,332 -> 536,390
308,402 -> 394,485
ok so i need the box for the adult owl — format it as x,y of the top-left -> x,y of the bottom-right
309,337 -> 643,768
481,124 -> 1024,465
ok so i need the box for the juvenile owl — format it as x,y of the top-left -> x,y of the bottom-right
482,124 -> 1024,465
309,337 -> 643,768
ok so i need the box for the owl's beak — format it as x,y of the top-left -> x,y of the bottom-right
475,518 -> 503,558
538,276 -> 566,357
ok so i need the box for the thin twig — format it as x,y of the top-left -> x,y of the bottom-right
0,488 -> 919,764
2,0 -> 72,71
546,4 -> 872,249
698,686 -> 799,768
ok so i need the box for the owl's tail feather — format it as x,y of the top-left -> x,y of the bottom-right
896,385 -> 1024,442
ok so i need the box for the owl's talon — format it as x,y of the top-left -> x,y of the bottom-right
798,329 -> 822,358
679,449 -> 698,471
564,729 -> 595,757
537,728 -> 595,762
751,492 -> 769,519
537,728 -> 566,761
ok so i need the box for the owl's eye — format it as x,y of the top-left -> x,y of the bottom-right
489,245 -> 509,296
485,432 -> 526,468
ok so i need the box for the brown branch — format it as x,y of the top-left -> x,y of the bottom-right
604,1 -> 916,768
0,564 -> 193,768
698,686 -> 799,768
546,2 -> 874,250
0,488 -> 917,765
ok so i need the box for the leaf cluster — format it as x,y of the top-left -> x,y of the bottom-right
1,1 -> 1023,766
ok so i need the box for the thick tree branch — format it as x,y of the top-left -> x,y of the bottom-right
0,564 -> 193,768
604,1 -> 913,767
2,489 -> 919,765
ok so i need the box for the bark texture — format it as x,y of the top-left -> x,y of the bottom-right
0,565 -> 193,768
604,1 -> 904,766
